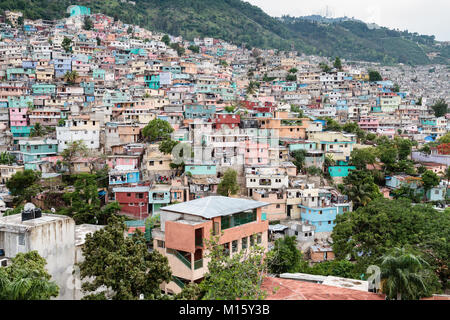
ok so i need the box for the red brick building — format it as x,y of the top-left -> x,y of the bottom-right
113,186 -> 149,219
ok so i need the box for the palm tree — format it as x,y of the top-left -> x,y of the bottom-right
380,247 -> 429,300
64,70 -> 79,85
30,123 -> 46,137
0,152 -> 15,165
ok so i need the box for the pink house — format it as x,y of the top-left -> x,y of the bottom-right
9,107 -> 28,127
241,141 -> 270,166
358,117 -> 379,132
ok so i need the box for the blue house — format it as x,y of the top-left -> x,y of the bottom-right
18,139 -> 58,170
109,169 -> 140,185
149,186 -> 171,213
184,105 -> 216,119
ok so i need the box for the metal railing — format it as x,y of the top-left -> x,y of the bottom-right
172,276 -> 185,289
169,249 -> 191,269
194,259 -> 203,270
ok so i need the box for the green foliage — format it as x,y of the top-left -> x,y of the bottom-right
161,34 -> 170,46
199,232 -> 267,300
380,247 -> 438,300
349,148 -> 376,170
1,0 -> 446,65
332,198 -> 450,293
0,251 -> 59,300
78,215 -> 172,300
0,151 -> 15,165
421,170 -> 440,192
158,139 -> 179,155
59,173 -> 120,225
333,56 -> 342,70
288,68 -> 298,73
83,16 -> 93,30
217,169 -> 239,197
368,70 -> 382,81
319,63 -> 331,73
169,42 -> 185,56
393,83 -> 400,92
286,74 -> 296,81
61,36 -> 72,53
342,169 -> 382,209
64,70 -> 79,85
431,98 -> 448,118
142,119 -> 174,143
291,150 -> 306,172
188,45 -> 200,53
265,236 -> 308,274
6,169 -> 41,203
61,140 -> 88,175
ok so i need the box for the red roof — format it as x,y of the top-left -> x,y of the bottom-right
262,277 -> 385,300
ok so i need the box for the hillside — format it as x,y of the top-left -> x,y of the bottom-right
0,0 -> 449,65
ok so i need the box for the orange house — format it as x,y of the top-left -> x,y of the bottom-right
152,196 -> 269,294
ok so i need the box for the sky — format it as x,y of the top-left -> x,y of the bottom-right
246,0 -> 450,41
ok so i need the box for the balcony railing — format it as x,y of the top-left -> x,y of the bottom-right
194,259 -> 203,270
169,249 -> 191,269
172,276 -> 185,289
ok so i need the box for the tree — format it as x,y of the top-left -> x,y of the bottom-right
288,68 -> 298,74
30,123 -> 46,137
61,36 -> 72,53
188,45 -> 200,53
158,139 -> 179,155
83,16 -> 93,30
319,63 -> 331,73
59,173 -> 120,225
332,197 -> 450,291
291,150 -> 306,173
0,151 -> 15,165
381,248 -> 431,300
6,170 -> 41,203
431,98 -> 448,118
395,138 -> 413,161
349,148 -> 376,170
61,140 -> 88,175
0,251 -> 59,300
333,57 -> 342,71
421,170 -> 440,200
217,169 -> 239,197
142,119 -> 174,143
198,233 -> 267,300
78,215 -> 172,300
286,74 -> 296,81
96,36 -> 101,46
64,70 -> 79,85
161,34 -> 170,46
368,70 -> 382,82
342,170 -> 382,209
265,236 -> 308,274
245,81 -> 259,96
393,83 -> 400,92
127,26 -> 133,34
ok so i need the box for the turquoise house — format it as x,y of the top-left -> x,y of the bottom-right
67,5 -> 91,17
184,105 -> 216,119
328,163 -> 356,177
145,74 -> 160,89
32,84 -> 56,95
19,139 -> 58,170
8,96 -> 33,108
185,164 -> 217,176
10,126 -> 32,138
149,188 -> 171,213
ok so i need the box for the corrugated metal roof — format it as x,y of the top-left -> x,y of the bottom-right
161,196 -> 268,219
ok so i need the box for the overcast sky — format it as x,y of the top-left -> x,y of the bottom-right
246,0 -> 450,41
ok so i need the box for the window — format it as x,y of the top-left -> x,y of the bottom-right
276,204 -> 280,209
127,193 -> 131,197
149,161 -> 154,166
157,240 -> 165,248
18,233 -> 25,246
213,222 -> 220,235
242,237 -> 248,250
257,233 -> 262,244
232,240 -> 238,253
